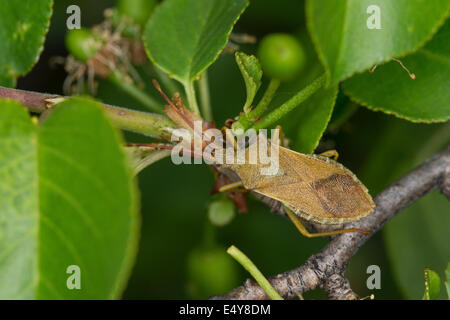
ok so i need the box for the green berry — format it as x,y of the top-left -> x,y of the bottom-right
186,247 -> 239,299
117,0 -> 158,26
65,28 -> 103,62
257,33 -> 306,81
208,198 -> 235,227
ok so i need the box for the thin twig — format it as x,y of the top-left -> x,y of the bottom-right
227,245 -> 283,300
251,74 -> 326,131
0,86 -> 175,139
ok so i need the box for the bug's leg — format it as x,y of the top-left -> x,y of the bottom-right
319,149 -> 339,161
275,125 -> 289,147
283,205 -> 371,238
218,181 -> 246,193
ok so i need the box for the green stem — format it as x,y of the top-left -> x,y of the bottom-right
154,66 -> 180,97
0,85 -> 175,139
198,71 -> 213,121
227,245 -> 283,300
102,103 -> 174,138
132,149 -> 172,175
184,80 -> 200,114
232,78 -> 280,132
249,78 -> 280,121
109,70 -> 163,113
252,74 -> 326,131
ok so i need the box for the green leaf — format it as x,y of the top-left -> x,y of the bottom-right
0,98 -> 139,299
446,262 -> 450,299
306,0 -> 450,85
235,52 -> 263,114
0,0 -> 53,87
327,96 -> 359,132
387,189 -> 450,300
277,32 -> 338,154
423,268 -> 442,300
363,120 -> 450,299
144,0 -> 249,85
343,19 -> 450,123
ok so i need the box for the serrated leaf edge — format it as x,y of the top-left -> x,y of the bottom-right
342,84 -> 450,124
8,0 -> 54,87
306,0 -> 450,87
143,0 -> 249,84
307,85 -> 339,153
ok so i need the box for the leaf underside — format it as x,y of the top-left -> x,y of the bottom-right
235,52 -> 263,112
423,268 -> 441,300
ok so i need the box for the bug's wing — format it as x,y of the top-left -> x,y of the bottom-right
253,148 -> 376,224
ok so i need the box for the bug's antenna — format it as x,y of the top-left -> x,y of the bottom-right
152,79 -> 177,109
392,58 -> 416,79
152,79 -> 196,131
369,59 -> 415,80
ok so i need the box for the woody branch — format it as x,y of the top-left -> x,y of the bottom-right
211,146 -> 450,300
0,86 -> 175,138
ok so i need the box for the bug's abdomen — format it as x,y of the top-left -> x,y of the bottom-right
310,173 -> 373,218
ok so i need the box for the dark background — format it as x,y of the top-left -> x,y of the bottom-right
17,0 -> 450,300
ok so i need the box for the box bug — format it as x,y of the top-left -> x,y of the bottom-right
149,81 -> 375,238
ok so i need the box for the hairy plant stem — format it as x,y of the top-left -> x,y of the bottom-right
250,78 -> 280,121
109,70 -> 163,113
232,78 -> 281,132
198,71 -> 213,121
252,74 -> 326,130
104,104 -> 174,138
0,86 -> 175,139
227,245 -> 283,300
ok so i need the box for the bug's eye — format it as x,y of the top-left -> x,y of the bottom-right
257,33 -> 306,81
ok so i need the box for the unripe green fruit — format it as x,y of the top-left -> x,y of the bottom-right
117,0 -> 158,26
208,198 -> 235,227
257,33 -> 306,81
65,28 -> 103,62
186,247 -> 239,299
